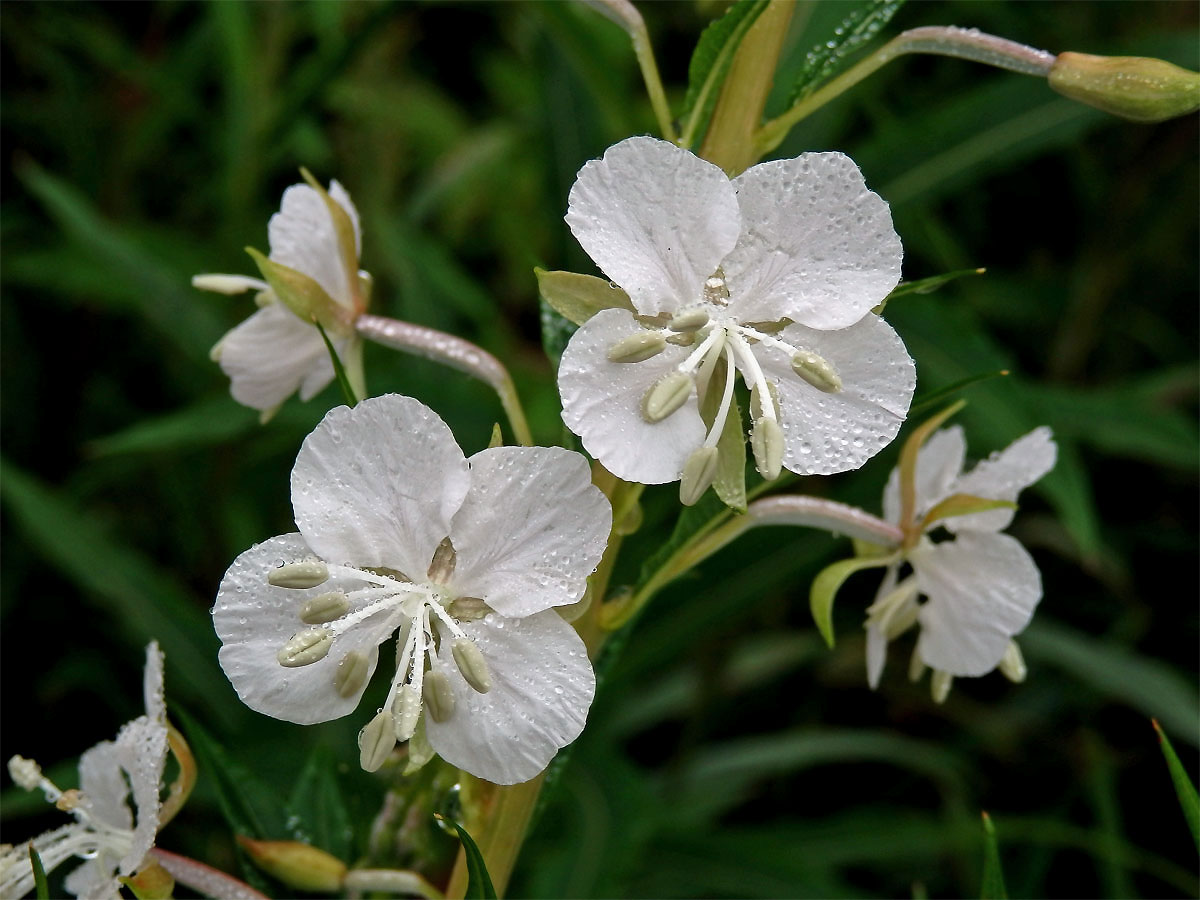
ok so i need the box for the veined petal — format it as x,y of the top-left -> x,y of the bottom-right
755,315 -> 915,475
948,427 -> 1057,533
215,303 -> 331,412
724,153 -> 902,328
566,136 -> 741,316
882,426 -> 967,525
269,183 -> 358,308
113,717 -> 167,875
913,532 -> 1042,676
78,741 -> 133,832
426,611 -> 595,785
559,309 -> 706,484
213,534 -> 401,724
291,395 -> 471,578
451,447 -> 611,618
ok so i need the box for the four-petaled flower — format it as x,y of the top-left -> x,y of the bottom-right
194,177 -> 368,420
866,426 -> 1057,699
558,136 -> 915,502
212,393 -> 611,785
3,643 -> 168,900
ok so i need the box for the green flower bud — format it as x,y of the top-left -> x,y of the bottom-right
1049,52 -> 1200,123
236,836 -> 347,894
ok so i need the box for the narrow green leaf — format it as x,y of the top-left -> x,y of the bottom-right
875,267 -> 986,313
286,746 -> 354,861
29,844 -> 49,900
908,371 -> 1010,417
980,812 -> 1008,900
679,0 -> 769,147
535,268 -> 634,326
1151,719 -> 1200,851
88,395 -> 257,457
447,819 -> 497,900
809,554 -> 896,648
787,0 -> 907,105
314,319 -> 359,407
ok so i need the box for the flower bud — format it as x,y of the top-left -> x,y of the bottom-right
236,836 -> 347,894
1049,52 -> 1200,123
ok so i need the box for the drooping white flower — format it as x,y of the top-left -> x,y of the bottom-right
866,426 -> 1057,695
557,136 -> 915,500
212,394 -> 611,785
2,644 -> 169,900
194,178 -> 368,420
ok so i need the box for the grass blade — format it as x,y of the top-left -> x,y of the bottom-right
29,844 -> 49,900
1151,719 -> 1200,851
980,811 -> 1008,900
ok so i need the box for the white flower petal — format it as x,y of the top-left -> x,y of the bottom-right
566,136 -> 741,316
559,309 -> 706,484
948,427 -> 1057,533
754,315 -> 915,475
913,532 -> 1042,676
724,152 -> 902,328
215,303 -> 331,412
865,623 -> 889,689
882,426 -> 967,525
291,395 -> 471,577
64,857 -> 118,900
450,447 -> 611,618
113,717 -> 167,875
142,642 -> 166,726
268,183 -> 356,307
426,611 -> 594,785
77,741 -> 133,832
213,534 -> 401,724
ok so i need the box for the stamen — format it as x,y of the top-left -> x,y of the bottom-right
277,628 -> 334,667
931,670 -> 953,704
268,561 -> 330,589
427,599 -> 469,641
727,333 -> 777,423
750,417 -> 784,480
301,591 -> 350,624
641,371 -> 693,423
668,309 -> 709,332
427,537 -> 457,584
607,331 -> 667,363
998,641 -> 1026,683
422,670 -> 456,722
908,645 -> 928,683
451,638 -> 492,694
692,327 -> 728,396
358,709 -> 396,772
334,650 -> 370,698
679,446 -> 719,506
791,349 -> 843,394
8,756 -> 44,792
392,685 -> 421,743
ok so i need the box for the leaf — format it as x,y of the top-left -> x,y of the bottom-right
314,319 -> 359,407
875,267 -> 987,313
678,0 -> 769,147
535,268 -> 634,326
286,746 -> 354,861
539,297 -> 577,368
29,844 -> 49,900
979,812 -> 1008,900
786,0 -> 906,105
908,370 -> 1010,418
1151,719 -> 1200,851
809,554 -> 896,648
87,395 -> 257,457
446,819 -> 497,900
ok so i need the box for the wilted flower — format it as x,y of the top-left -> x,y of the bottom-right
2,644 -> 169,900
194,176 -> 369,420
556,136 -> 915,503
212,394 -> 611,785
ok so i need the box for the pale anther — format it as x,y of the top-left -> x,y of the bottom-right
666,332 -> 697,347
392,684 -> 422,743
668,309 -> 709,332
931,670 -> 953,704
679,446 -> 719,506
791,349 -> 843,394
884,601 -> 920,640
268,560 -> 330,589
358,709 -> 396,773
56,789 -> 83,812
334,650 -> 370,698
641,371 -> 693,423
427,537 -> 457,584
750,382 -> 780,423
750,417 -> 784,481
277,627 -> 333,667
607,331 -> 667,363
998,641 -> 1027,683
422,669 -> 456,722
7,756 -> 42,791
301,591 -> 350,625
452,638 -> 492,694
908,646 -> 927,683
447,597 -> 492,622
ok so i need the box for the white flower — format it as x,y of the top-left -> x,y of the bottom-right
3,644 -> 168,900
866,426 -> 1057,695
194,179 -> 368,419
557,136 -> 915,498
212,394 -> 611,785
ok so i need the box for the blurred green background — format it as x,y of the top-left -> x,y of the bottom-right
2,1 -> 1196,897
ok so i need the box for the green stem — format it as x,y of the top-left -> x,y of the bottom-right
757,25 -> 1056,155
586,0 -> 677,142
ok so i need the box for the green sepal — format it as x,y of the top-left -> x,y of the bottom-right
29,844 -> 49,900
896,400 -> 967,529
699,356 -> 747,512
299,168 -> 361,307
487,423 -> 504,449
119,864 -> 176,900
245,247 -> 342,330
1151,718 -> 1200,851
809,553 -> 898,648
314,320 -> 360,407
874,267 -> 986,314
535,268 -> 635,326
979,811 -> 1008,900
920,494 -> 1016,531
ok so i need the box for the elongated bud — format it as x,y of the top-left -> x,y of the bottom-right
668,309 -> 710,332
791,349 -> 842,393
642,371 -> 693,422
334,650 -> 370,698
277,628 -> 333,667
427,537 -> 457,584
392,685 -> 422,742
679,446 -> 719,506
237,836 -> 347,894
301,591 -> 349,624
998,641 -> 1027,683
607,331 -> 667,363
359,709 -> 396,772
269,560 -> 330,589
750,416 -> 784,480
931,670 -> 953,704
422,669 -> 456,722
1049,52 -> 1200,123
452,638 -> 492,694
